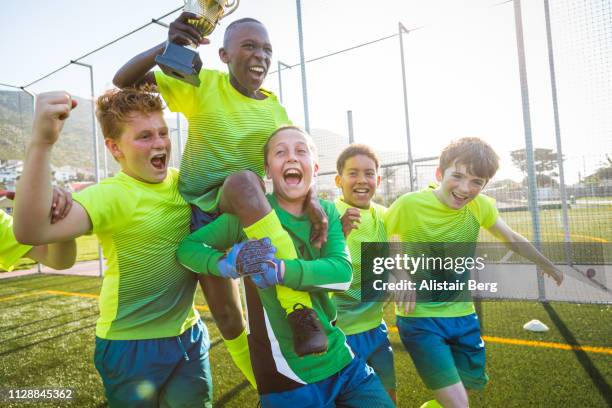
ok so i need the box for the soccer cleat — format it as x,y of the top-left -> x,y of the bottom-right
287,304 -> 328,357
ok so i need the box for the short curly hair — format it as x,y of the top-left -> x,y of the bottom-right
439,137 -> 499,180
96,86 -> 164,140
336,144 -> 380,175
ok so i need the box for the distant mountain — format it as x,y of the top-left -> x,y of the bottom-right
0,90 -> 99,170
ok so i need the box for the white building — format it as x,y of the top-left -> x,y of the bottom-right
0,160 -> 23,185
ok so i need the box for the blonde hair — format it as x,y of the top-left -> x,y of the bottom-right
96,85 -> 164,140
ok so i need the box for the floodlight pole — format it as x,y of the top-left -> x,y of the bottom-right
296,0 -> 310,133
20,87 -> 42,274
399,22 -> 415,191
543,0 -> 572,265
70,60 -> 104,277
513,0 -> 544,300
347,110 -> 354,144
277,61 -> 292,105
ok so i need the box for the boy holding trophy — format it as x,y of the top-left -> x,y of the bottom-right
114,4 -> 329,388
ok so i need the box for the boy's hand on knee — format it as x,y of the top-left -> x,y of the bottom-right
305,188 -> 328,248
218,238 -> 278,279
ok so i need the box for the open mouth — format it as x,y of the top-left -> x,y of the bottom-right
451,191 -> 468,202
283,168 -> 303,185
150,153 -> 167,170
249,65 -> 266,77
352,187 -> 370,198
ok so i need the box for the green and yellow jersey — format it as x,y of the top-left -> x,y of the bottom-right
0,210 -> 32,271
333,198 -> 389,335
155,69 -> 290,213
384,187 -> 498,318
73,168 -> 199,340
178,195 -> 354,393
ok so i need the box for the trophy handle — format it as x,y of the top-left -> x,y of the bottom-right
222,0 -> 240,18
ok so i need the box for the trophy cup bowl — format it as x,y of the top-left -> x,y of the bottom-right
155,0 -> 240,86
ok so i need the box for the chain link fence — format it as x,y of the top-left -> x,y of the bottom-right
1,1 -> 610,302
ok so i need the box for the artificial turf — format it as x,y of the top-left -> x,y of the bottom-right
0,274 -> 609,407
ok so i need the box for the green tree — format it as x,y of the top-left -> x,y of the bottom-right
510,148 -> 559,187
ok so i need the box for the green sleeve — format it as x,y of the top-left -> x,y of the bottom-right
283,202 -> 353,293
177,213 -> 244,276
476,194 -> 499,228
154,69 -> 211,117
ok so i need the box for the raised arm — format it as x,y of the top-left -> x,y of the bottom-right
13,91 -> 92,245
113,12 -> 209,88
487,217 -> 564,285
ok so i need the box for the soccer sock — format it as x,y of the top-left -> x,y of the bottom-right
223,329 -> 256,389
243,211 -> 312,311
419,400 -> 443,408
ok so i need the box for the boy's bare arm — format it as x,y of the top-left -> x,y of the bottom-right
26,241 -> 76,270
487,217 -> 564,285
113,12 -> 210,88
113,44 -> 164,88
14,91 -> 92,245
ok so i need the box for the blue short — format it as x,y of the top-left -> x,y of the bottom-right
346,323 -> 396,391
259,357 -> 394,408
396,313 -> 488,391
94,319 -> 212,408
190,205 -> 220,232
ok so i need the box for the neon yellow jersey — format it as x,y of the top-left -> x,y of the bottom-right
0,210 -> 32,271
333,198 -> 388,335
155,69 -> 291,212
385,187 -> 498,318
73,168 -> 199,340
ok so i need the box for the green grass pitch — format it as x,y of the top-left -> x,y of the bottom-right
0,274 -> 610,407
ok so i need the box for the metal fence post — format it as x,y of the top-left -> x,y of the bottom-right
399,22 -> 415,191
347,110 -> 354,144
71,60 -> 104,278
277,61 -> 292,105
544,0 -> 572,265
513,0 -> 545,300
296,0 -> 310,133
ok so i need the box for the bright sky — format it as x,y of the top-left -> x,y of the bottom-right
1,0 -> 609,183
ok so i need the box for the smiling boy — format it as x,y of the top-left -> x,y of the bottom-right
13,89 -> 211,407
385,137 -> 563,408
333,144 -> 397,403
114,16 -> 327,375
177,126 -> 394,407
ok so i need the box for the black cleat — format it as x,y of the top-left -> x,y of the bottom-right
287,304 -> 328,357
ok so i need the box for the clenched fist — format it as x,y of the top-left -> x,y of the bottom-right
32,91 -> 78,145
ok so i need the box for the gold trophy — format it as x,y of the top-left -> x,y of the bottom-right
156,0 -> 240,86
